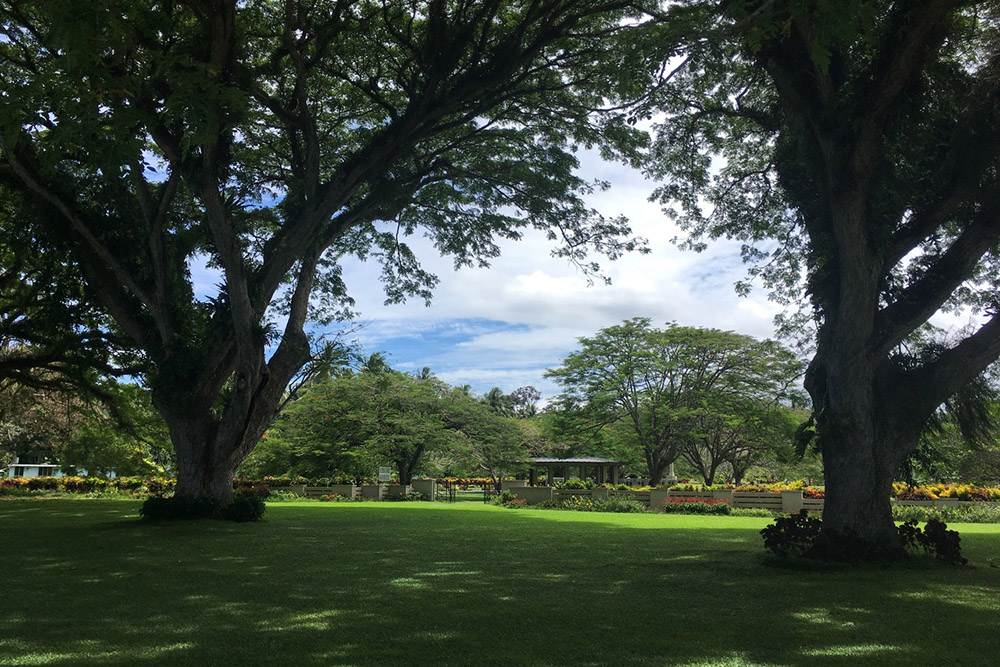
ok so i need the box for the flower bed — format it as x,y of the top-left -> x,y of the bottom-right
670,481 -> 1000,502
0,476 -> 176,495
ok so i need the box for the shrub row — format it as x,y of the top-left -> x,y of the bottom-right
891,502 -> 1000,524
890,482 -> 1000,501
0,475 -> 372,496
670,480 -> 1000,501
491,491 -> 647,514
1,476 -> 176,495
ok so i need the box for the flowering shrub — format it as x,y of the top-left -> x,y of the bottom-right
490,491 -> 527,508
662,497 -> 732,515
0,476 -> 178,496
667,481 -> 1000,501
319,493 -> 357,502
924,484 -> 1000,501
384,491 -> 427,502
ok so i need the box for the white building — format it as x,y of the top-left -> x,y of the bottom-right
2,457 -> 90,479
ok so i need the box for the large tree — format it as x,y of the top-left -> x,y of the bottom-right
0,0 -> 652,502
546,319 -> 803,485
266,368 -> 460,484
650,1 -> 1000,554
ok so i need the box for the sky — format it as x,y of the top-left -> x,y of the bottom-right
320,150 -> 788,402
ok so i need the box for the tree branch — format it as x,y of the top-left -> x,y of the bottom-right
874,197 -> 1000,354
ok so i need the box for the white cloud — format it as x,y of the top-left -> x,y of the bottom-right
204,147 -> 786,395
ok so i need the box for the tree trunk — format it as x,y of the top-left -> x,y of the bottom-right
161,409 -> 249,506
396,464 -> 412,485
174,452 -> 238,505
820,441 -> 899,551
646,451 -> 667,486
807,339 -> 910,558
153,337 -> 309,508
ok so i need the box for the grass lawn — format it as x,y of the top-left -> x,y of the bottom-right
2,500 -> 999,667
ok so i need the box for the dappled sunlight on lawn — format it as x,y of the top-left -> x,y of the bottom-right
1,500 -> 998,666
800,644 -> 904,657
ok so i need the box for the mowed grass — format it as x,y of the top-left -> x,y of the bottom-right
2,500 -> 999,667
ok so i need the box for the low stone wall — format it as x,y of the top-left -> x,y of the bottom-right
385,484 -> 412,499
411,478 -> 437,500
299,484 -> 357,499
509,487 -> 555,504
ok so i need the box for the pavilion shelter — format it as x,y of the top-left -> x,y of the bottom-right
528,457 -> 625,486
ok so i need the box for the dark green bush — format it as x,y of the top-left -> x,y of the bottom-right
139,489 -> 265,523
760,510 -> 822,558
730,507 -> 776,518
662,499 -> 732,515
220,489 -> 267,523
555,479 -> 595,490
764,514 -> 905,562
489,491 -> 527,508
593,496 -> 647,513
897,519 -> 967,565
139,495 -> 222,521
892,504 -> 940,523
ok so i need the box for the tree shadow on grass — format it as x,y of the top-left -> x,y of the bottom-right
1,501 -> 998,666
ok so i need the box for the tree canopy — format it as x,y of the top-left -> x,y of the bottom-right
243,365 -> 531,485
0,0 -> 654,501
545,319 -> 804,485
648,0 -> 1000,554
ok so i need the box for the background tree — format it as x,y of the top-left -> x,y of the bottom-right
444,391 -> 529,492
541,398 -> 649,474
509,386 -> 542,418
0,376 -> 171,476
680,399 -> 802,485
248,367 -> 456,483
649,0 -> 1000,554
546,319 -> 804,485
241,362 -> 534,484
0,0 -> 652,503
59,383 -> 174,477
897,362 -> 1000,485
